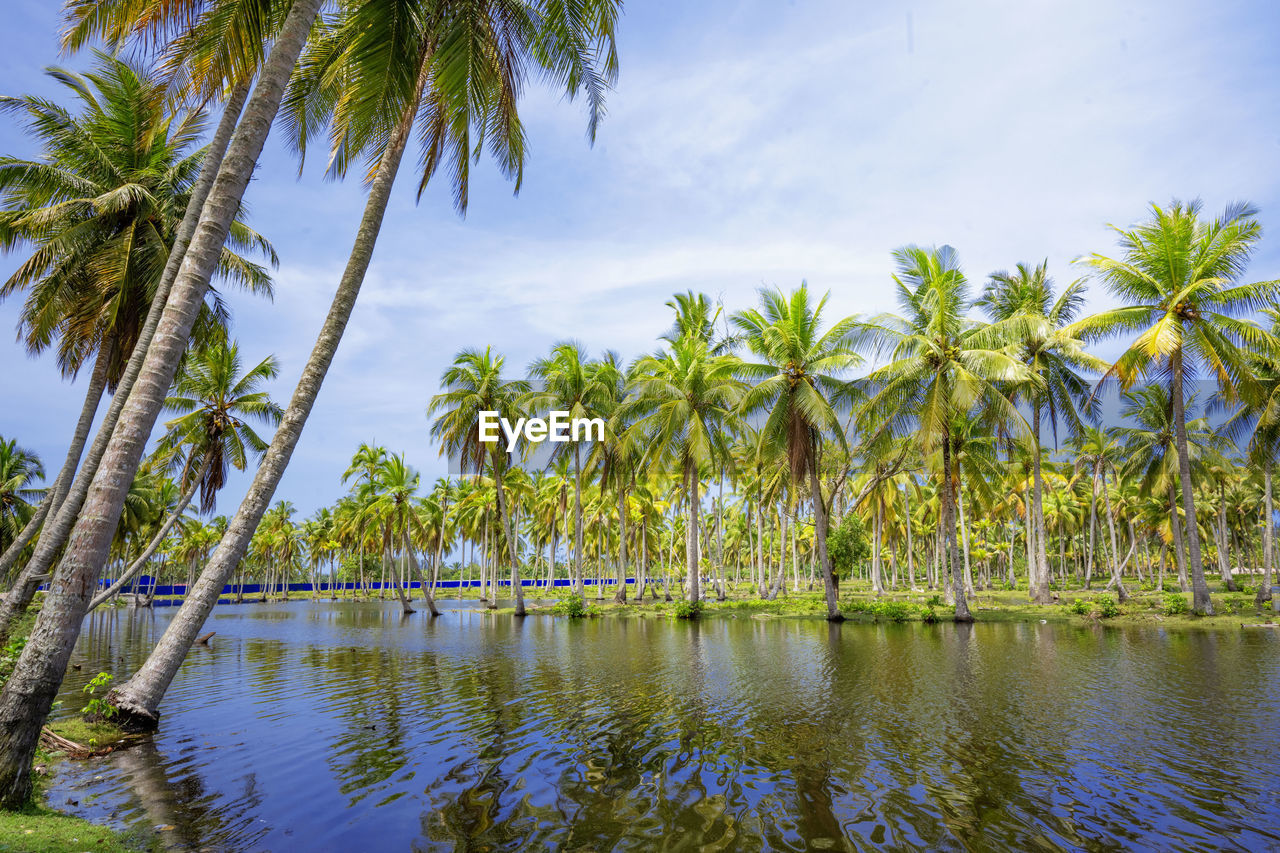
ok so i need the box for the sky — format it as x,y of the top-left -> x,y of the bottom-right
2,0 -> 1280,517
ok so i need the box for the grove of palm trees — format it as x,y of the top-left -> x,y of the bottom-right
0,1 -> 1277,851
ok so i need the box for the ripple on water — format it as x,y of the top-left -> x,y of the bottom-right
45,602 -> 1280,852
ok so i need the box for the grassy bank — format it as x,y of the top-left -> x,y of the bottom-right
1,611 -> 149,852
490,583 -> 1278,630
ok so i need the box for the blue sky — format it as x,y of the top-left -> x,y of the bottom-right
3,0 -> 1279,517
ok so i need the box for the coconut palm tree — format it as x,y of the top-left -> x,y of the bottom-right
977,261 -> 1106,603
0,0 -> 321,804
0,440 -> 43,563
428,348 -> 531,615
0,51 -> 274,597
732,284 -> 863,621
1076,200 -> 1280,613
625,336 -> 744,604
88,341 -> 282,610
854,246 -> 1032,621
528,343 -> 615,595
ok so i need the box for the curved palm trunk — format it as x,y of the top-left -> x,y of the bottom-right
0,2 -> 319,806
491,456 -> 524,617
0,82 -> 250,641
0,339 -> 112,583
1170,354 -> 1212,613
1168,480 -> 1190,592
1256,466 -> 1274,606
402,528 -> 438,617
104,51 -> 423,730
88,457 -> 211,612
1101,469 -> 1129,602
1215,485 -> 1238,591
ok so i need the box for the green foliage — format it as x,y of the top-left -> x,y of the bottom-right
672,599 -> 703,619
1094,595 -> 1120,619
828,514 -> 870,577
551,594 -> 594,618
82,671 -> 117,721
1068,598 -> 1091,616
0,634 -> 27,683
1162,593 -> 1190,616
925,594 -> 945,608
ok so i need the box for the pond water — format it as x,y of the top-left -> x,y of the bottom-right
48,600 -> 1280,852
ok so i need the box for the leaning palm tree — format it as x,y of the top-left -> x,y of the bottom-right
0,51 -> 275,593
1075,200 -> 1280,613
977,261 -> 1106,603
0,0 -> 320,805
854,246 -> 1033,621
428,348 -> 532,616
88,341 -> 282,610
625,337 -> 744,604
98,0 -> 622,738
732,284 -> 862,621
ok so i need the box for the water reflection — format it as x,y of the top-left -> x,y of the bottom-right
47,603 -> 1280,852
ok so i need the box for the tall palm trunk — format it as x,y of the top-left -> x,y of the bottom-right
491,456 -> 524,617
0,339 -> 112,582
1256,465 -> 1274,606
0,2 -> 319,806
1170,353 -> 1212,613
613,485 -> 628,603
686,462 -> 700,603
402,527 -> 438,617
1029,403 -> 1052,604
1216,485 -> 1238,591
0,82 -> 250,641
104,50 -> 425,729
1102,469 -> 1128,602
941,429 -> 973,621
88,456 -> 212,612
807,439 -> 841,621
572,444 -> 584,597
1168,481 -> 1190,592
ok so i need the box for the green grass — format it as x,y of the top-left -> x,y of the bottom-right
0,805 -> 154,852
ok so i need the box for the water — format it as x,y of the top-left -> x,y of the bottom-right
47,601 -> 1280,852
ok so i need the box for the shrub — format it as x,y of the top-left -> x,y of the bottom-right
921,606 -> 939,624
672,599 -> 703,619
1162,593 -> 1190,616
552,594 -> 591,618
82,671 -> 117,721
925,594 -> 945,608
1068,598 -> 1091,616
1093,595 -> 1120,619
0,635 -> 26,683
873,600 -> 913,623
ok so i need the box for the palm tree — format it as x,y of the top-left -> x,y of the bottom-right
977,261 -> 1105,603
1077,200 -> 1280,613
732,284 -> 862,621
88,341 -> 282,609
528,343 -> 614,595
0,51 -> 274,594
1071,426 -> 1130,600
625,336 -> 744,603
1223,308 -> 1280,604
0,0 -> 320,805
100,0 -> 623,738
855,246 -> 1032,621
341,443 -> 387,597
428,348 -> 531,615
0,440 -> 43,563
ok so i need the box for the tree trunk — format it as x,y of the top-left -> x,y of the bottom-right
1029,403 -> 1052,604
0,340 -> 112,583
491,456 -> 524,617
942,429 -> 972,621
572,444 -> 584,597
807,441 -> 841,621
102,46 -> 425,730
613,485 -> 627,603
0,80 -> 250,640
88,457 -> 210,612
1169,480 -> 1190,592
1170,352 -> 1212,613
0,2 -> 318,803
1257,465 -> 1274,606
686,464 -> 700,603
